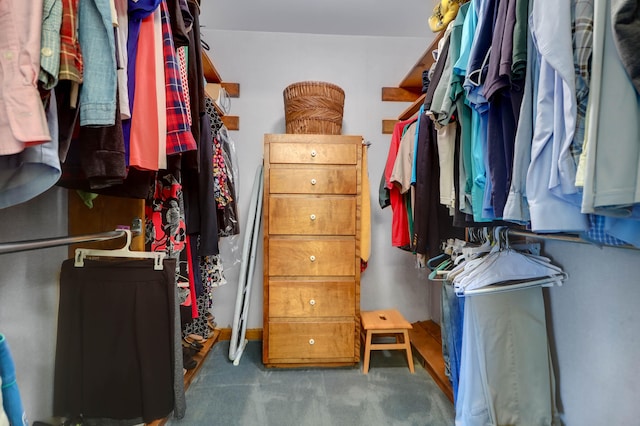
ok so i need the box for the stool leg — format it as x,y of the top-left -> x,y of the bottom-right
363,330 -> 373,374
403,330 -> 415,373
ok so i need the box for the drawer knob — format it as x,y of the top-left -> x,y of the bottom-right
310,150 -> 317,158
309,338 -> 315,345
309,255 -> 316,262
310,214 -> 316,221
309,299 -> 316,306
310,178 -> 317,185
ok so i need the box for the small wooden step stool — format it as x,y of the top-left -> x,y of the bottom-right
360,309 -> 415,374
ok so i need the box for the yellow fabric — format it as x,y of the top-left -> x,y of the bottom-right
361,144 -> 371,263
429,0 -> 466,33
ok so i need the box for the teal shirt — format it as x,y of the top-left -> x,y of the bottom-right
451,1 -> 476,217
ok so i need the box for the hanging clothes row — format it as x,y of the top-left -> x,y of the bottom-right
0,0 -> 240,422
0,0 -> 239,330
398,1 -> 623,423
429,227 -> 565,425
382,0 -> 640,254
0,0 -> 239,235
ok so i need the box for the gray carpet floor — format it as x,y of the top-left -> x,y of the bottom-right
167,339 -> 455,426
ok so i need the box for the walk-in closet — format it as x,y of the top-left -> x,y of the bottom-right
1,1 -> 639,426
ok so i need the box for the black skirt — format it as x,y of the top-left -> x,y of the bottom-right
54,258 -> 177,423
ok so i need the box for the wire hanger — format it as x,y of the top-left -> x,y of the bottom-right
74,229 -> 166,270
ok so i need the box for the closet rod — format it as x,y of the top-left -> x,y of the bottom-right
505,229 -> 586,244
505,228 -> 639,251
0,230 -> 128,255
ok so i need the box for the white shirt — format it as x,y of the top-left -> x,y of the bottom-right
526,0 -> 589,232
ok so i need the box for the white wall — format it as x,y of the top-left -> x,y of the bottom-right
200,28 -> 439,330
542,241 -> 640,426
0,187 -> 67,423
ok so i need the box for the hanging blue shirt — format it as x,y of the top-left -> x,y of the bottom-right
411,104 -> 425,185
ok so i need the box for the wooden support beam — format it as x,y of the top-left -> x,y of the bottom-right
382,119 -> 398,134
381,87 -> 422,102
221,82 -> 240,98
221,115 -> 239,131
399,93 -> 426,120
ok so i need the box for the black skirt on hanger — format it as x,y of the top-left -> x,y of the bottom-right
53,258 -> 177,423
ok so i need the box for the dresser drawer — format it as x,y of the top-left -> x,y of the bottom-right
268,321 -> 355,360
269,280 -> 356,318
269,143 -> 358,165
269,196 -> 355,235
269,166 -> 357,194
268,238 -> 355,276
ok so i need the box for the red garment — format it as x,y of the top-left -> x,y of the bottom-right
185,235 -> 198,318
59,0 -> 83,83
145,173 -> 190,292
384,118 -> 416,247
160,0 -> 196,155
129,13 -> 160,170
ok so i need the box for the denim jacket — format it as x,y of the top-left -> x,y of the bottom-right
77,0 -> 117,126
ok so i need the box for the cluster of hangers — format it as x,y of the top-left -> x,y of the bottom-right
427,226 -> 568,296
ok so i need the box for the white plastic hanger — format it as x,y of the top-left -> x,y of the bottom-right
450,227 -> 568,296
74,229 -> 166,270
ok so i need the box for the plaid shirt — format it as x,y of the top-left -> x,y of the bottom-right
58,0 -> 82,83
161,0 -> 197,155
39,0 -> 63,89
571,0 -> 594,164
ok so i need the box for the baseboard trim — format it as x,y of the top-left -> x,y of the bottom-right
217,328 -> 263,342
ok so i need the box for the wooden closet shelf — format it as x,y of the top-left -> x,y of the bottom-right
408,320 -> 453,403
398,30 -> 445,89
201,50 -> 241,130
202,51 -> 222,83
201,52 -> 240,95
380,30 -> 444,133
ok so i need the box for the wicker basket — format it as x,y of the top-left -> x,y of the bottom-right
283,81 -> 345,135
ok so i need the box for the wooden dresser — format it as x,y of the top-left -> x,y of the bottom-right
262,133 -> 363,368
